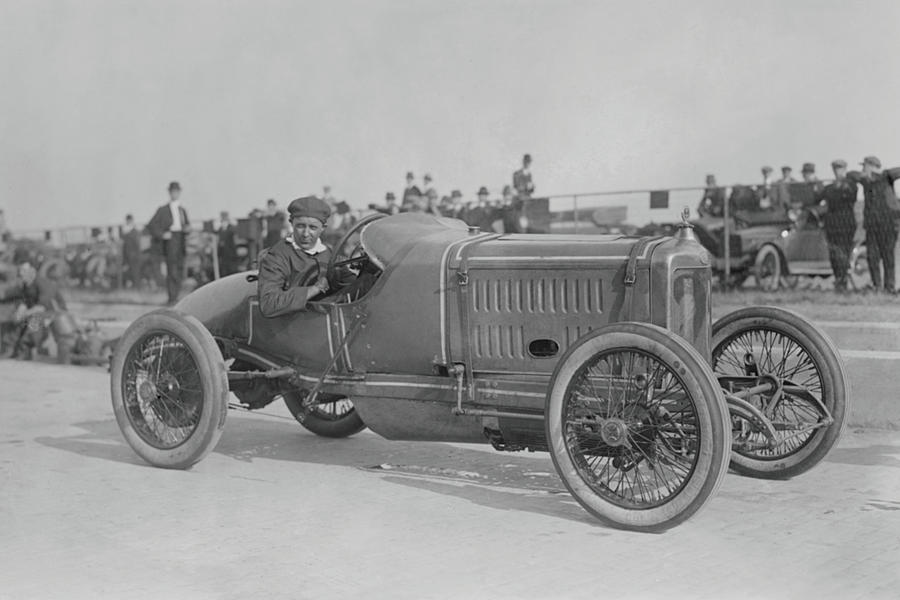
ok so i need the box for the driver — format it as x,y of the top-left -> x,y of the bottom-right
257,196 -> 354,318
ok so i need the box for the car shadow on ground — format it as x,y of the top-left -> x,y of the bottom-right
35,412 -> 606,526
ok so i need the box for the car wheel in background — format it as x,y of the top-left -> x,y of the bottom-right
545,322 -> 731,532
754,245 -> 782,291
283,391 -> 366,438
711,306 -> 848,479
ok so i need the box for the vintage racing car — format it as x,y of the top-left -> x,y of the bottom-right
110,212 -> 848,531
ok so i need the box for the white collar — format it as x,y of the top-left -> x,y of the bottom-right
288,235 -> 327,256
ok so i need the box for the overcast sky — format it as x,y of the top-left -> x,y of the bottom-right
2,0 -> 900,232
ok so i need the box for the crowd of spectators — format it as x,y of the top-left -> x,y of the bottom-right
700,156 -> 900,293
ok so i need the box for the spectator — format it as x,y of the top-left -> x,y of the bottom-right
402,172 -> 422,209
383,192 -> 400,215
758,166 -> 775,209
796,162 -> 824,208
216,211 -> 239,276
424,188 -> 441,215
499,185 -> 520,233
820,160 -> 858,292
513,154 -> 535,199
322,185 -> 336,206
697,174 -> 726,217
263,199 -> 287,249
147,181 -> 190,305
848,156 -> 900,293
423,173 -> 437,200
449,190 -> 464,219
121,214 -> 142,289
0,261 -> 70,361
245,208 -> 264,268
772,165 -> 797,212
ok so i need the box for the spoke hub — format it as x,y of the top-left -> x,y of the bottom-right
600,418 -> 629,447
138,380 -> 158,402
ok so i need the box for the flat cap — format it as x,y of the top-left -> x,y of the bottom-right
801,162 -> 815,173
831,159 -> 847,169
761,165 -> 773,174
287,196 -> 331,224
861,155 -> 882,168
781,165 -> 792,172
406,171 -> 415,179
451,189 -> 462,198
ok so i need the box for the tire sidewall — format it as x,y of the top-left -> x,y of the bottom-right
110,309 -> 228,469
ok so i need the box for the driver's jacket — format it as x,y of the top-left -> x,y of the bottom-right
257,237 -> 335,318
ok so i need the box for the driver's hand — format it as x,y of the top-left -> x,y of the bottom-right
313,276 -> 330,295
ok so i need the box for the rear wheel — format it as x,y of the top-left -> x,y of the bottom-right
283,391 -> 366,438
546,323 -> 731,532
712,306 -> 848,479
110,309 -> 228,469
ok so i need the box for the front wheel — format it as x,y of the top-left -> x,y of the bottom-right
712,306 -> 848,479
545,322 -> 731,532
283,391 -> 366,438
754,245 -> 782,291
110,309 -> 228,469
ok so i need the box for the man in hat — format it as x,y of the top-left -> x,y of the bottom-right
121,214 -> 142,288
819,160 -> 858,292
697,174 -> 726,218
147,181 -> 190,305
257,196 -> 353,317
379,192 -> 400,215
513,154 -> 535,200
216,211 -> 239,277
794,162 -> 824,209
422,173 -> 437,201
401,172 -> 422,209
770,165 -> 797,213
848,156 -> 900,292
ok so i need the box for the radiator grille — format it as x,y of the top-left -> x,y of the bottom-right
471,277 -> 604,315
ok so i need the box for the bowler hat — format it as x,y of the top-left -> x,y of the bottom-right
477,186 -> 489,196
168,181 -> 181,191
861,155 -> 882,169
385,192 -> 396,201
287,196 -> 331,224
451,189 -> 462,198
523,154 -> 532,163
801,162 -> 815,173
831,159 -> 848,169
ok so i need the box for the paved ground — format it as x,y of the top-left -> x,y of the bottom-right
1,360 -> 899,600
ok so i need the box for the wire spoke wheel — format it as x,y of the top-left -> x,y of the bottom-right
283,391 -> 366,438
563,349 -> 700,510
712,307 -> 848,479
122,332 -> 204,449
111,309 -> 228,469
546,323 -> 729,532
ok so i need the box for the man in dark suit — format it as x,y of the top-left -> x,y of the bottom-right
819,160 -> 858,292
513,154 -> 535,200
216,211 -> 239,276
147,181 -> 190,304
121,214 -> 142,288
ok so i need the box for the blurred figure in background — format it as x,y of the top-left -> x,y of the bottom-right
820,160 -> 857,292
147,181 -> 190,305
402,172 -> 422,210
772,165 -> 796,213
216,211 -> 239,276
697,174 -> 726,217
263,199 -> 287,249
513,153 -> 535,199
796,162 -> 824,209
757,166 -> 775,209
0,208 -> 9,253
848,155 -> 900,293
0,261 -> 70,361
422,173 -> 437,200
121,214 -> 142,289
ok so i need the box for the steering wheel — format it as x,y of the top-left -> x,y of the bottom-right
326,213 -> 387,281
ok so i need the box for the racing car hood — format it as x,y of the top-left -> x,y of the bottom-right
360,213 -> 468,270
